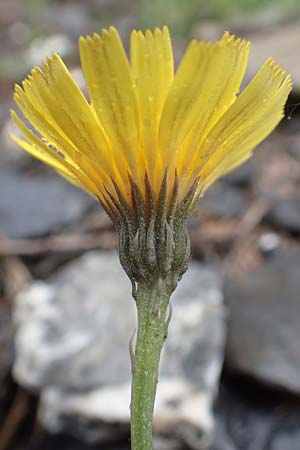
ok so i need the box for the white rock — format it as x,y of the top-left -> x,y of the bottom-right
13,251 -> 225,448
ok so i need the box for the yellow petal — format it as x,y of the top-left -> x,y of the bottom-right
79,27 -> 141,181
13,131 -> 109,206
11,111 -> 85,185
10,25 -> 292,213
13,85 -> 112,190
13,56 -> 128,199
130,26 -> 174,184
10,110 -> 101,196
201,152 -> 253,193
197,58 -> 292,189
159,32 -> 250,170
30,55 -> 112,167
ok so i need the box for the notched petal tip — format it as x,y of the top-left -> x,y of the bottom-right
92,32 -> 101,42
10,109 -> 18,121
222,31 -> 235,42
14,83 -> 23,95
131,25 -> 168,42
187,38 -> 199,49
284,73 -> 293,89
17,67 -> 39,91
220,30 -> 250,50
79,35 -> 87,45
41,59 -> 50,72
265,57 -> 284,76
131,29 -> 145,42
264,57 -> 292,88
108,25 -> 118,34
43,53 -> 58,73
50,51 -> 61,62
80,32 -> 101,46
88,35 -> 96,46
31,66 -> 42,78
102,26 -> 120,41
145,28 -> 154,39
100,27 -> 109,37
154,27 -> 162,37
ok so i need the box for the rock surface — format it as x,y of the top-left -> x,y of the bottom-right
0,170 -> 95,238
13,251 -> 225,449
200,181 -> 245,218
247,20 -> 300,89
265,196 -> 300,235
212,375 -> 300,450
224,248 -> 300,394
222,162 -> 253,189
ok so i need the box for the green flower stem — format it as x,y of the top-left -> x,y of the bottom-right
130,278 -> 172,450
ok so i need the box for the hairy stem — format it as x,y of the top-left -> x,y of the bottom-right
130,278 -> 171,450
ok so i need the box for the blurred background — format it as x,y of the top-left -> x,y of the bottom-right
1,1 -> 300,449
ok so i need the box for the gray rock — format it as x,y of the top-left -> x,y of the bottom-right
222,162 -> 253,189
270,430 -> 300,450
36,3 -> 92,39
0,111 -> 29,168
212,377 -> 300,450
13,251 -> 225,448
265,196 -> 300,235
192,9 -> 290,43
201,182 -> 245,218
196,19 -> 300,93
224,248 -> 300,394
246,20 -> 300,93
0,169 -> 95,238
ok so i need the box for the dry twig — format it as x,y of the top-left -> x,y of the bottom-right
0,231 -> 117,256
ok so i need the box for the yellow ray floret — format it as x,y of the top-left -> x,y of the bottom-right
130,26 -> 174,189
11,26 -> 292,215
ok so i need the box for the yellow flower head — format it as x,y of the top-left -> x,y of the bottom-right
11,26 -> 291,221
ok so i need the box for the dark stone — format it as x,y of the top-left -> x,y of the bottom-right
224,248 -> 300,394
265,196 -> 300,235
0,302 -> 14,410
211,374 -> 300,450
270,431 -> 300,450
222,162 -> 253,189
201,182 -> 245,218
0,169 -> 96,239
28,431 -> 130,450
